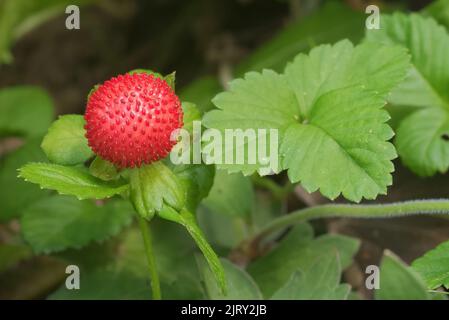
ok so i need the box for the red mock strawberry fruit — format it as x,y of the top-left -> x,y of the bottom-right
85,73 -> 183,168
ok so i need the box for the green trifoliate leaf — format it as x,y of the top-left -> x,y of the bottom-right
129,162 -> 185,219
41,115 -> 94,166
21,196 -> 134,254
18,162 -> 128,200
0,138 -> 50,221
204,69 -> 296,176
89,156 -> 119,181
0,86 -> 53,137
271,253 -> 351,300
366,13 -> 449,176
376,250 -> 430,300
197,257 -> 262,300
281,41 -> 408,201
247,224 -> 359,297
204,40 -> 409,202
396,108 -> 449,176
412,239 -> 449,290
281,86 -> 396,201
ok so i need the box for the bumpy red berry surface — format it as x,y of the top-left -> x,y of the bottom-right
85,73 -> 183,168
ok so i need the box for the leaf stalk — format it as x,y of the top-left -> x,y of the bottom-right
250,199 -> 449,248
138,215 -> 161,300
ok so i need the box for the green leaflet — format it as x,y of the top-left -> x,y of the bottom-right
18,162 -> 128,200
49,267 -> 152,300
0,138 -> 50,221
270,253 -> 350,300
202,170 -> 254,218
197,258 -> 262,300
204,40 -> 409,202
281,86 -> 396,201
395,108 -> 449,176
412,239 -> 449,290
21,196 -> 134,254
89,156 -> 119,181
376,250 -> 430,300
41,115 -> 94,166
366,13 -> 449,176
0,86 -> 53,137
203,69 -> 298,176
247,224 -> 360,298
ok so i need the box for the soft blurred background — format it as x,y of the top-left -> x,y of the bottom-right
1,0 -> 442,114
1,0 -> 449,300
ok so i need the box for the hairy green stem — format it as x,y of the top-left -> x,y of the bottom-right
138,215 -> 161,300
253,199 -> 449,243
